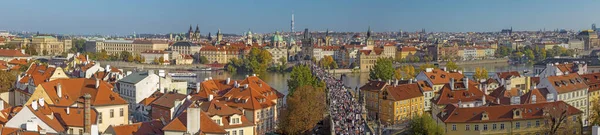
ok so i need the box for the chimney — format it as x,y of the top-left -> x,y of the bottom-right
57,83 -> 62,98
86,55 -> 89,62
83,93 -> 92,134
209,77 -> 212,80
234,81 -> 238,87
196,82 -> 201,93
394,79 -> 399,87
531,83 -> 537,90
105,65 -> 111,72
463,77 -> 469,90
244,84 -> 249,89
32,100 -> 38,110
95,77 -> 100,89
21,49 -> 25,54
482,96 -> 486,105
209,94 -> 214,101
245,75 -> 249,78
442,67 -> 447,71
252,74 -> 256,77
66,107 -> 70,115
0,99 -> 4,110
38,98 -> 44,107
187,101 -> 202,134
449,78 -> 455,90
226,78 -> 231,84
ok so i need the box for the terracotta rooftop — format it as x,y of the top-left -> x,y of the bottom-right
422,69 -> 465,85
38,78 -> 127,107
432,80 -> 496,105
438,101 -> 581,123
384,83 -> 424,101
359,81 -> 387,92
496,71 -> 521,80
580,72 -> 600,92
108,119 -> 165,135
0,49 -> 29,57
545,73 -> 588,94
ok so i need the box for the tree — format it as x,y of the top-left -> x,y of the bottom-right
287,65 -> 321,94
226,65 -> 237,74
127,54 -> 134,62
418,63 -> 436,72
277,85 -> 326,135
140,56 -> 146,64
25,46 -> 38,56
473,67 -> 489,81
198,56 -> 209,64
408,114 -> 444,135
403,65 -> 417,79
543,102 -> 581,135
120,51 -> 133,62
158,56 -> 165,64
369,58 -> 394,80
319,55 -> 337,69
153,58 -> 159,64
394,68 -> 403,80
589,99 -> 600,127
134,54 -> 142,63
70,39 -> 86,53
0,71 -> 17,93
445,61 -> 461,71
98,49 -> 109,61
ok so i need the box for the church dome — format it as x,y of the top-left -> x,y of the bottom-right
271,31 -> 283,42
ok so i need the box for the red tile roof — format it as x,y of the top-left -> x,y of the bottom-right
580,72 -> 600,92
545,73 -> 588,94
0,49 -> 29,57
496,71 -> 521,80
109,119 -> 165,135
422,69 -> 465,85
384,83 -> 423,101
432,80 -> 496,105
438,101 -> 582,123
38,78 -> 127,107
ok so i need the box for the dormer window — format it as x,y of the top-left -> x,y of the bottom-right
481,111 -> 489,120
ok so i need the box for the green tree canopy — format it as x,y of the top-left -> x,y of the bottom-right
408,114 -> 444,135
287,65 -> 322,94
198,56 -> 209,64
445,60 -> 461,71
369,58 -> 394,80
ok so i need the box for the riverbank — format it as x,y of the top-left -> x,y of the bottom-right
97,61 -> 210,70
324,58 -> 510,73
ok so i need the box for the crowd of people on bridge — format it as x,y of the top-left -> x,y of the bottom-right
310,63 -> 366,134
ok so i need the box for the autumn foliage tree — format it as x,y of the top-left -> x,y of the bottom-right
0,71 -> 17,93
278,85 -> 326,135
543,102 -> 581,135
319,55 -> 338,69
473,67 -> 489,81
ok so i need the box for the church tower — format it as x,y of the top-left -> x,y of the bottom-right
187,25 -> 193,40
194,25 -> 200,41
325,29 -> 332,46
216,29 -> 223,44
207,32 -> 212,41
246,29 -> 253,45
365,26 -> 375,50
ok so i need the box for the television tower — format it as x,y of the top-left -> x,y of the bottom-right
291,13 -> 295,33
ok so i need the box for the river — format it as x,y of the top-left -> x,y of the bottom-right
169,63 -> 532,97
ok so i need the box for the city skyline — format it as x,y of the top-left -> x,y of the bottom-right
1,0 -> 599,35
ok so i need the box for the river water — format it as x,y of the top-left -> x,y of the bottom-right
169,63 -> 532,97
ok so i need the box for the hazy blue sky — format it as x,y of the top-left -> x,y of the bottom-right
1,0 -> 599,35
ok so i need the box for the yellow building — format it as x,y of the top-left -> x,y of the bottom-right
494,71 -> 532,93
580,73 -> 600,121
198,45 -> 245,64
380,83 -> 424,125
396,46 -> 417,60
30,36 -> 72,55
360,81 -> 388,118
538,73 -> 589,125
437,101 -> 582,135
86,39 -> 168,55
357,49 -> 385,72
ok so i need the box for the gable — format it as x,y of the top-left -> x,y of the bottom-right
4,107 -> 58,133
